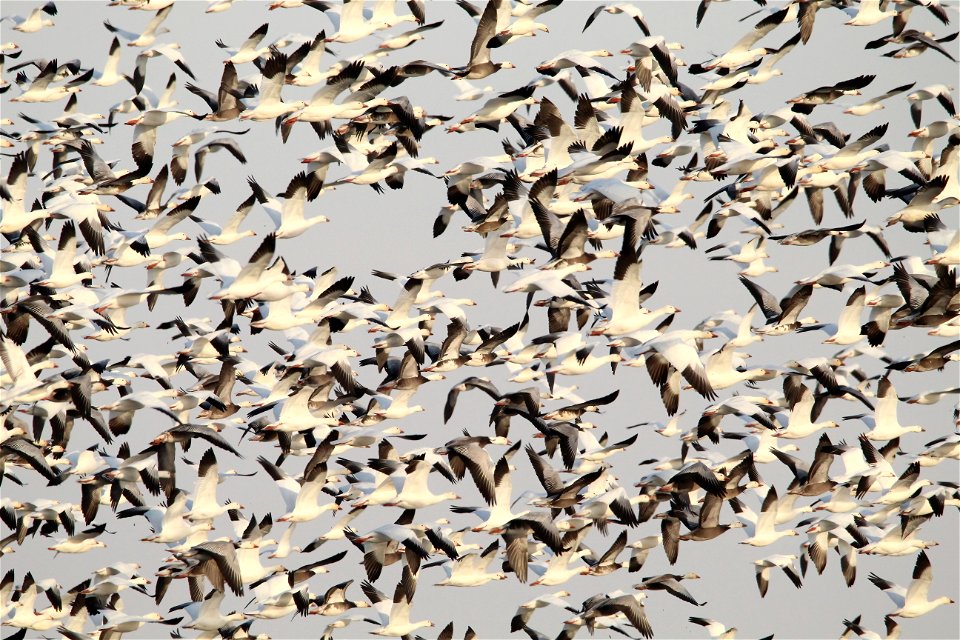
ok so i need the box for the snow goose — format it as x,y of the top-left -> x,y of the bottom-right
172,540 -> 244,595
798,285 -> 867,345
864,377 -> 924,440
546,343 -> 622,377
324,0 -> 393,44
238,52 -> 307,121
258,457 -> 340,523
700,13 -> 778,71
707,233 -> 771,268
378,20 -> 444,50
495,513 -> 566,583
887,340 -> 960,373
283,60 -> 371,132
349,521 -> 432,579
0,334 -> 54,406
688,616 -> 738,640
644,329 -> 719,407
736,487 -> 799,546
435,434 -> 511,506
304,578 -> 371,616
202,234 -> 274,303
577,530 -> 630,576
618,536 -> 660,574
205,0 -> 235,11
575,591 -> 654,639
450,85 -> 538,131
93,611 -> 181,638
843,0 -> 899,25
926,229 -> 960,266
9,59 -> 85,104
218,22 -> 269,64
913,433 -> 960,467
249,173 -> 328,239
116,490 -> 208,544
123,108 -> 199,171
907,84 -> 957,126
3,1 -> 57,33
502,262 -> 590,301
452,0 -> 515,79
840,614 -> 900,640
510,590 -> 573,631
590,248 -> 678,336
190,193 -> 255,246
3,577 -> 63,632
171,589 -> 244,633
776,376 -> 841,438
184,62 -> 246,122
184,449 -> 243,522
47,524 -> 108,555
844,81 -> 917,116
461,220 -> 534,285
529,547 -> 592,586
284,30 -> 334,87
363,567 -> 435,636
381,459 -> 459,510
813,122 -> 889,171
705,342 -> 775,390
103,4 -> 171,47
885,176 -> 950,231
773,432 -> 838,496
91,37 -> 124,87
571,485 -> 640,532
858,517 -> 938,556
451,78 -> 494,101
535,49 -> 614,76
451,454 -> 526,532
753,554 -> 803,597
487,0 -> 560,48
434,539 -> 506,586
660,492 -> 745,565
582,4 -> 650,34
739,275 -> 814,336
869,551 -> 956,618
632,573 -> 702,608
245,584 -> 310,619
871,462 -> 932,507
788,74 -> 876,113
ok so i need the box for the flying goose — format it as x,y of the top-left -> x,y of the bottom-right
238,52 -> 307,121
575,591 -> 654,639
434,539 -> 506,586
172,540 -> 244,596
362,566 -> 435,636
3,2 -> 57,33
869,551 -> 956,617
454,0 -> 515,79
736,487 -> 800,546
753,554 -> 803,597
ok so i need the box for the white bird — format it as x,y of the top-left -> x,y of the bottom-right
864,377 -> 925,441
869,551 -> 956,618
3,1 -> 57,32
753,554 -> 803,597
258,456 -> 340,523
249,173 -> 329,239
435,540 -> 507,586
737,487 -> 800,546
365,567 -> 435,637
103,5 -> 172,47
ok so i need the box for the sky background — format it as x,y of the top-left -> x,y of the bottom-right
2,1 -> 959,639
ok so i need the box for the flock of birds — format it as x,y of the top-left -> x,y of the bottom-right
1,0 -> 959,639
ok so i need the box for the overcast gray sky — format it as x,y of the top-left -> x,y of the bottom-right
2,1 -> 959,639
